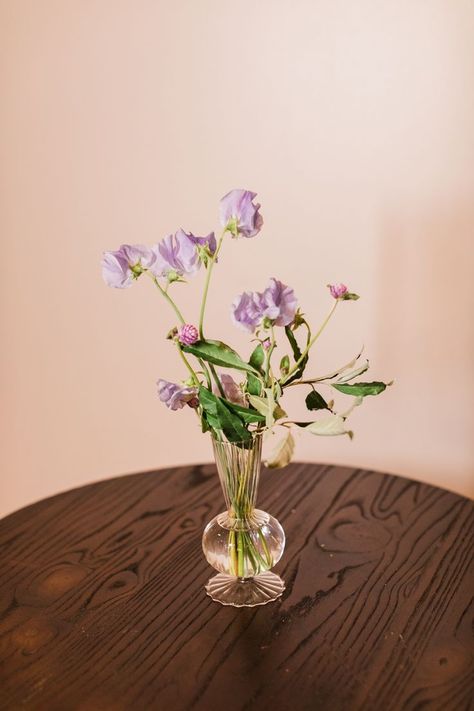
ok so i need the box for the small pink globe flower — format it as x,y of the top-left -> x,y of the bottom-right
328,283 -> 348,299
178,324 -> 199,346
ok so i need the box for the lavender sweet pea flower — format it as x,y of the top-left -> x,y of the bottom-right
101,244 -> 155,288
231,279 -> 298,332
219,189 -> 263,238
157,379 -> 198,410
151,230 -> 200,280
231,290 -> 265,332
184,230 -> 217,256
261,278 -> 298,327
213,374 -> 247,407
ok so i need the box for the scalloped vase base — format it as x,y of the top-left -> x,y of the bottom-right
205,571 -> 285,607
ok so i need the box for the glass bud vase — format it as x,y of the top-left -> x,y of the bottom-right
202,433 -> 285,607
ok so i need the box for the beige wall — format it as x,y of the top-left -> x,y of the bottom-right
1,0 -> 473,518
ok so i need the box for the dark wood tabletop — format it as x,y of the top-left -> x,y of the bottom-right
0,463 -> 472,711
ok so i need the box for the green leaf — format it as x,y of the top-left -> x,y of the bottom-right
301,414 -> 352,438
246,373 -> 263,396
305,390 -> 330,411
284,326 -> 309,384
182,340 -> 259,375
332,381 -> 388,397
249,344 -> 265,373
280,354 -> 290,376
198,387 -> 251,443
341,292 -> 360,301
264,428 -> 295,469
285,326 -> 302,361
224,401 -> 266,424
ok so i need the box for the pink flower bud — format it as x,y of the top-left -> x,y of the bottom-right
178,324 -> 199,346
328,283 -> 348,299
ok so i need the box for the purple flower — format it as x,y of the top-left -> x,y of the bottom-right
260,278 -> 297,327
328,283 -> 348,299
231,290 -> 265,332
101,244 -> 154,288
262,337 -> 271,350
184,229 -> 217,256
178,324 -> 199,346
151,230 -> 200,280
231,278 -> 298,332
213,374 -> 247,407
157,379 -> 198,410
219,189 -> 263,238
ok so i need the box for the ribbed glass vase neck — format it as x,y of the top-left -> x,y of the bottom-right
212,435 -> 263,521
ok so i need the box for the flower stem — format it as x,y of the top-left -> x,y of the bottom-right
265,325 -> 277,386
281,301 -> 338,385
228,530 -> 238,575
198,231 -> 226,340
209,363 -> 226,398
149,274 -> 185,325
237,531 -> 244,577
177,346 -> 200,385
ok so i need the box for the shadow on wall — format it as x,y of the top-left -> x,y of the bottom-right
375,202 -> 474,497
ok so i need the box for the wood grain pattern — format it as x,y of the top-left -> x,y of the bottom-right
0,463 -> 472,710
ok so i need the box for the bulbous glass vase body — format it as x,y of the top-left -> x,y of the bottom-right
202,433 -> 285,607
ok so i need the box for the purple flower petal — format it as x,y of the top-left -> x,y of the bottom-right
231,279 -> 298,332
151,230 -> 200,279
184,230 -> 217,256
101,250 -> 133,288
219,189 -> 263,238
101,244 -> 155,288
157,379 -> 198,411
213,373 -> 247,407
261,278 -> 298,327
231,291 -> 264,332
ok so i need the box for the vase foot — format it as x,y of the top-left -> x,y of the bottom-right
205,571 -> 285,607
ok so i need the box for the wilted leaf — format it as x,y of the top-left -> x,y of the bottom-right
312,348 -> 364,383
247,394 -> 271,418
336,360 -> 370,383
264,428 -> 295,468
301,414 -> 352,438
247,392 -> 285,427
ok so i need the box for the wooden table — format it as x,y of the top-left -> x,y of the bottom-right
0,463 -> 472,710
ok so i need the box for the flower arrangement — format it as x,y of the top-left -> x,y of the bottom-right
102,188 -> 392,606
102,188 -> 390,468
